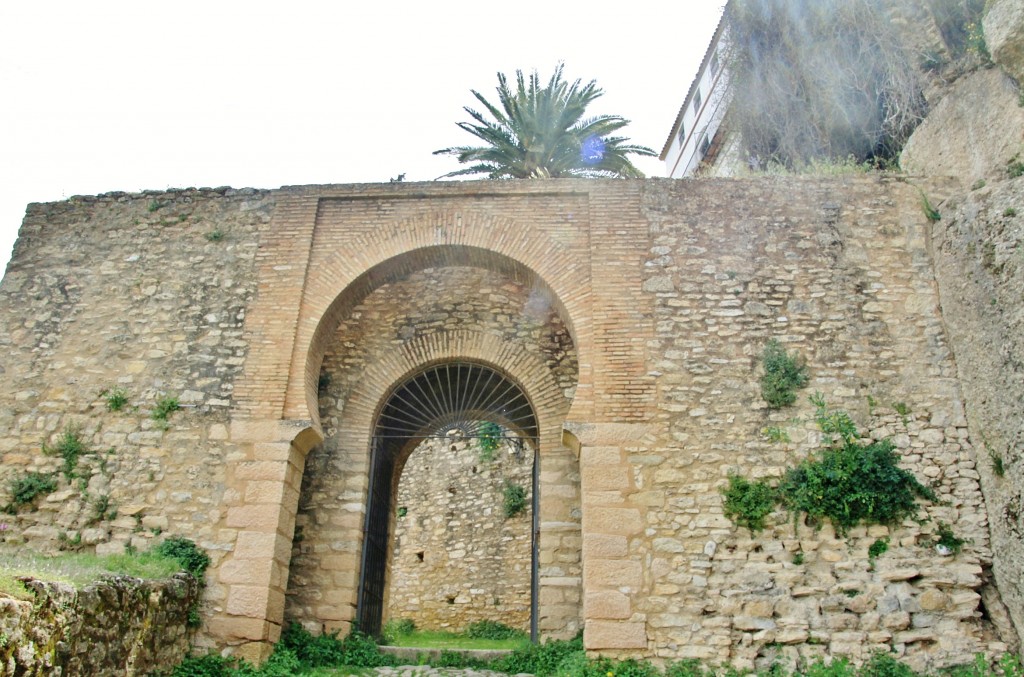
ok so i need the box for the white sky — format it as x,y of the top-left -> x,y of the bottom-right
0,1 -> 725,273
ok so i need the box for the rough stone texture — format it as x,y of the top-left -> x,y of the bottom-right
387,436 -> 532,633
0,177 -> 1012,669
930,175 -> 1024,651
985,0 -> 1024,83
900,68 -> 1024,184
0,574 -> 198,676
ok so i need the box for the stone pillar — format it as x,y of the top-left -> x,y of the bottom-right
568,422 -> 652,652
209,420 -> 320,663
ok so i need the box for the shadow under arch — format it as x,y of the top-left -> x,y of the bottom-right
357,360 -> 541,638
296,242 -> 588,433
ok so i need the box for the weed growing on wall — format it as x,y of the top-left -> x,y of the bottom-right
101,387 -> 129,412
725,396 -> 936,537
778,434 -> 935,536
721,474 -> 777,533
503,481 -> 527,518
3,472 -> 57,513
933,522 -> 967,555
477,421 -> 502,461
760,339 -> 809,408
42,426 -> 89,480
151,395 -> 180,427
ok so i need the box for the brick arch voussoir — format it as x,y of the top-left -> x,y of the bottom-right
335,330 -> 571,461
289,211 -> 589,428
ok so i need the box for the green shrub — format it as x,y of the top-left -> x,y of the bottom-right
721,473 -> 777,533
256,648 -> 301,677
477,421 -> 502,461
279,622 -> 345,666
466,619 -> 527,640
778,436 -> 935,536
503,481 -> 528,518
156,536 -> 210,579
169,653 -> 254,677
6,472 -> 57,511
381,618 -> 415,643
666,659 -> 713,677
491,635 -> 584,676
43,426 -> 88,480
156,536 -> 210,628
278,622 -> 395,668
760,339 -> 809,408
436,649 -> 487,669
869,537 -> 889,561
859,651 -> 917,677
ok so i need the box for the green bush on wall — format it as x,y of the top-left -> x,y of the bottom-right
760,339 -> 809,408
725,396 -> 937,537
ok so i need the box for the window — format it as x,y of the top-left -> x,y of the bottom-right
693,89 -> 702,116
699,134 -> 711,157
710,52 -> 720,77
678,123 -> 686,147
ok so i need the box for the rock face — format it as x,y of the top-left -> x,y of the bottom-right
929,176 -> 1024,651
900,67 -> 1024,184
985,0 -> 1024,83
0,574 -> 198,676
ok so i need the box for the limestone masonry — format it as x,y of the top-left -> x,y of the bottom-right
0,176 -> 1022,671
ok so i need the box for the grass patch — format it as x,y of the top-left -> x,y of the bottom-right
387,629 -> 529,651
0,544 -> 183,599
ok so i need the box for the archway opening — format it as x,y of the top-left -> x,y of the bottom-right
358,361 -> 539,639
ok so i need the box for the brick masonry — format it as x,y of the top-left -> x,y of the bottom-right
0,176 -> 1016,669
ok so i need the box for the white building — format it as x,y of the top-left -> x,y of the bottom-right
659,8 -> 739,178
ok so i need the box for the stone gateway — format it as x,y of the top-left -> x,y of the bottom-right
0,177 -> 1018,670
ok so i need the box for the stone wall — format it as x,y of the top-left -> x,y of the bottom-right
0,573 -> 198,676
566,176 -> 1002,671
388,435 -> 533,633
0,177 -> 1016,668
0,187 -> 274,653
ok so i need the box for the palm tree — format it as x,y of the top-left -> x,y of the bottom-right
434,65 -> 656,179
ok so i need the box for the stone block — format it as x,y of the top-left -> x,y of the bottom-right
584,506 -> 643,535
582,465 -> 631,491
207,616 -> 271,642
244,480 -> 287,504
226,585 -> 271,618
585,621 -> 647,649
219,556 -> 275,586
235,461 -> 289,482
585,590 -> 632,619
585,558 -> 642,589
226,504 -> 283,530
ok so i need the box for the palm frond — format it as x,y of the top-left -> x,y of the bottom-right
435,64 -> 655,180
